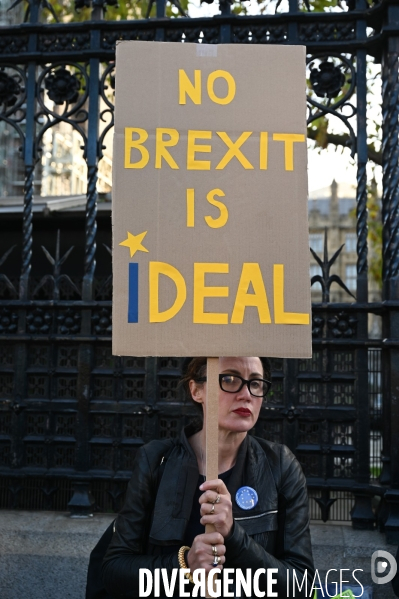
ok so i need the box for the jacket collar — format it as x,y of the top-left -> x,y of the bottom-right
149,427 -> 278,544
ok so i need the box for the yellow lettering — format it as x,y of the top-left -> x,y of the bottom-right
187,130 -> 212,170
186,188 -> 195,227
273,264 -> 309,324
179,69 -> 201,105
155,128 -> 179,169
193,263 -> 229,324
215,132 -> 253,170
272,133 -> 305,171
149,262 -> 186,323
260,132 -> 268,170
124,127 -> 149,169
207,70 -> 236,105
204,189 -> 228,228
231,263 -> 271,324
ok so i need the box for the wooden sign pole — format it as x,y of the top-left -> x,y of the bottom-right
205,357 -> 219,512
205,357 -> 219,597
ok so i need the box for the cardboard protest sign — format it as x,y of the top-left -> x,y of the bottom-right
112,41 -> 311,358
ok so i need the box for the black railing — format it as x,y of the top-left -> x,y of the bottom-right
0,0 -> 398,543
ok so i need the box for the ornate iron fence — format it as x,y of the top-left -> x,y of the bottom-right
0,0 -> 398,542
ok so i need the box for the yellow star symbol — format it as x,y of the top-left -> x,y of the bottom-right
119,231 -> 149,258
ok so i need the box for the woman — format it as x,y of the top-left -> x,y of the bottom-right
102,357 -> 314,598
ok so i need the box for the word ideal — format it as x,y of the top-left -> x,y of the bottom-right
128,262 -> 310,325
139,567 -> 279,598
124,128 -> 305,171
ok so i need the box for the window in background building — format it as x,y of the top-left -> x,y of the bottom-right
345,264 -> 357,291
309,234 -> 324,254
345,233 -> 357,253
310,264 -> 323,291
41,125 -> 87,196
310,264 -> 322,278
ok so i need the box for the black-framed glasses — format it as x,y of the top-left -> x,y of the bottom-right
196,374 -> 272,398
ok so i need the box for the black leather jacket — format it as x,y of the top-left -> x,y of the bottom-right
102,427 -> 315,598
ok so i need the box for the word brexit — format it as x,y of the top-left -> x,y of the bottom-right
128,261 -> 309,325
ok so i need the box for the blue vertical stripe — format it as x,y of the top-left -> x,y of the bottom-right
128,262 -> 139,323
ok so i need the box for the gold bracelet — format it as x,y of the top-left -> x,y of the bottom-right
178,545 -> 194,584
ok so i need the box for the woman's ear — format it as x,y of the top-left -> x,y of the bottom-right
189,379 -> 204,404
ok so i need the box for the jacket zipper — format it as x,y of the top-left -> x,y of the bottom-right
235,509 -> 277,521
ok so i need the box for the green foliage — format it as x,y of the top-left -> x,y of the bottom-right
367,180 -> 382,288
308,117 -> 329,150
106,0 -> 142,19
348,178 -> 382,290
370,465 -> 382,478
232,0 -> 343,16
302,0 -> 340,11
45,1 -> 90,22
45,0 -> 189,22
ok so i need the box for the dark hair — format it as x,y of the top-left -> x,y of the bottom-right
180,357 -> 272,410
180,357 -> 207,406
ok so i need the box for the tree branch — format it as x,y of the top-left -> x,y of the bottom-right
307,127 -> 382,166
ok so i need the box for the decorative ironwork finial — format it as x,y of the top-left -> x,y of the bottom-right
310,228 -> 356,303
96,243 -> 112,298
33,230 -> 80,300
314,489 -> 336,523
0,245 -> 17,297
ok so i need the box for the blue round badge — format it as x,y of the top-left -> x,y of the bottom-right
235,486 -> 258,510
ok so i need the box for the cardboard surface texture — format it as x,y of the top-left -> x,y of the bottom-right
112,41 -> 312,358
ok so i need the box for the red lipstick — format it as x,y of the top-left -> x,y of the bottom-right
233,408 -> 251,417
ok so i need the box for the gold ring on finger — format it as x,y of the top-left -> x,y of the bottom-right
212,556 -> 221,567
212,545 -> 218,556
215,494 -> 221,504
210,504 -> 215,515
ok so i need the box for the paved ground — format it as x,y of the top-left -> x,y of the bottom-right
0,511 -> 397,599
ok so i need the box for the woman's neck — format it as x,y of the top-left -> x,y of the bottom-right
189,428 -> 246,476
